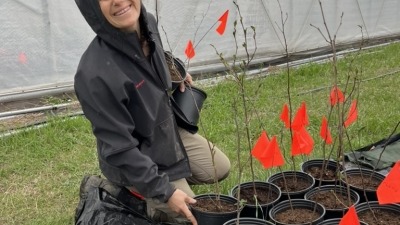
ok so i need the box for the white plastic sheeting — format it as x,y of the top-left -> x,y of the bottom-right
1,0 -> 399,101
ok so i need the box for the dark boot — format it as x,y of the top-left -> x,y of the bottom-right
79,174 -> 123,199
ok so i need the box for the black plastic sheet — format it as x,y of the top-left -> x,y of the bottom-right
75,186 -> 153,225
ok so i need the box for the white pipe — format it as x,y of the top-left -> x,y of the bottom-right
0,103 -> 71,118
0,113 -> 83,138
0,86 -> 74,104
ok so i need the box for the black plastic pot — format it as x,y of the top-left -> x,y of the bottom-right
269,199 -> 326,225
316,218 -> 368,225
230,181 -> 281,219
304,185 -> 360,219
267,171 -> 315,201
172,86 -> 207,126
191,194 -> 239,225
355,201 -> 400,224
300,159 -> 342,186
164,51 -> 187,91
340,168 -> 385,202
223,217 -> 274,225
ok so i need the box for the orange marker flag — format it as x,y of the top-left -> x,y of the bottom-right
19,52 -> 27,64
291,127 -> 314,156
344,100 -> 358,127
291,102 -> 309,131
320,116 -> 333,144
185,40 -> 195,59
280,103 -> 290,128
339,206 -> 360,225
251,131 -> 270,160
216,10 -> 229,35
377,161 -> 400,204
291,132 -> 302,156
259,136 -> 285,169
330,86 -> 345,106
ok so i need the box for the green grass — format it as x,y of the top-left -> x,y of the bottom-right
1,42 -> 399,224
0,117 -> 99,225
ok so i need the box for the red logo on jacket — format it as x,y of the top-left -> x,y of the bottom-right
135,80 -> 145,89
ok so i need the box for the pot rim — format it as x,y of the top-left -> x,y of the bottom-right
230,181 -> 282,207
269,199 -> 326,225
191,193 -> 240,215
267,171 -> 316,194
304,184 -> 360,211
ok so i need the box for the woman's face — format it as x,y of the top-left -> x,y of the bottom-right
99,0 -> 141,33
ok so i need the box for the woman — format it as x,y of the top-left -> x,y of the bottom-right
74,0 -> 231,224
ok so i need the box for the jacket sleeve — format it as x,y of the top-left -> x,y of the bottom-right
74,69 -> 175,203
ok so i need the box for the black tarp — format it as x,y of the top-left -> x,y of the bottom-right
345,133 -> 400,173
74,175 -> 178,225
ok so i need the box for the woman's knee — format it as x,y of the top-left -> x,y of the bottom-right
200,152 -> 231,184
215,154 -> 231,182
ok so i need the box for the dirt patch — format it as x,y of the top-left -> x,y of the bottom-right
0,92 -> 82,133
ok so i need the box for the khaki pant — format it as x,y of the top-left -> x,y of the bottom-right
146,128 -> 231,224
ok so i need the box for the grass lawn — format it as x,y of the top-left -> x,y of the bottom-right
0,42 -> 399,224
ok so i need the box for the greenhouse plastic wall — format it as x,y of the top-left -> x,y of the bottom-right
1,0 -> 399,102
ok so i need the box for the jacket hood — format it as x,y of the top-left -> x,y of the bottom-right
75,0 -> 151,59
75,0 -> 107,36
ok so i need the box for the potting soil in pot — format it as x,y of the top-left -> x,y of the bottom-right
168,64 -> 183,81
192,198 -> 237,213
269,199 -> 325,225
308,190 -> 355,210
305,185 -> 360,220
238,186 -> 279,205
230,181 -> 281,219
316,218 -> 368,225
191,194 -> 240,225
345,174 -> 381,190
165,52 -> 185,82
306,166 -> 337,181
341,168 -> 385,202
223,218 -> 274,225
268,171 -> 315,201
358,208 -> 400,224
356,201 -> 400,225
275,208 -> 321,224
274,177 -> 310,192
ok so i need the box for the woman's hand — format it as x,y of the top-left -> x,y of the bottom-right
167,189 -> 198,225
179,73 -> 193,92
